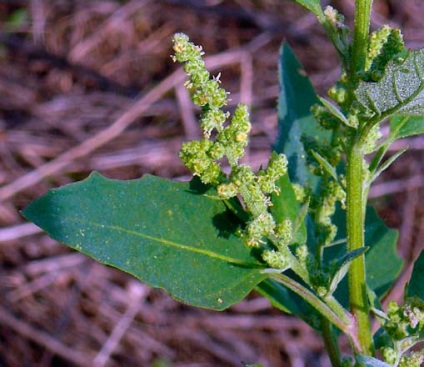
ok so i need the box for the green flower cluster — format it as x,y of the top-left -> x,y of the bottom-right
315,23 -> 406,133
299,133 -> 345,248
173,33 -> 253,185
384,299 -> 424,341
321,6 -> 350,66
172,33 -> 289,255
364,25 -> 406,82
315,178 -> 346,247
218,153 -> 289,248
381,298 -> 424,366
172,33 -> 228,136
312,103 -> 343,130
326,73 -> 351,117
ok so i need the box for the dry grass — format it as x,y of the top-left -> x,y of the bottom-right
0,1 -> 423,366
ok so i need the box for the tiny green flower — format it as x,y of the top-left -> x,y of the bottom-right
216,104 -> 251,166
217,182 -> 238,199
245,212 -> 276,247
292,183 -> 307,203
399,351 -> 424,367
364,124 -> 382,154
262,249 -> 288,269
274,219 -> 292,247
179,140 -> 224,185
382,347 -> 397,365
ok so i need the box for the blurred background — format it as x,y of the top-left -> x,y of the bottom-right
0,1 -> 423,366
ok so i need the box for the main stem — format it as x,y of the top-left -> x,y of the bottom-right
350,0 -> 372,79
345,0 -> 374,356
346,142 -> 373,356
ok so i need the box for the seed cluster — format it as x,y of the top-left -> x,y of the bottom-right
381,298 -> 424,366
172,33 -> 290,258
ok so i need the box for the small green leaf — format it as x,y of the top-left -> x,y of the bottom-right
355,49 -> 424,121
292,201 -> 309,243
275,43 -> 330,190
407,250 -> 424,299
371,147 -> 408,182
319,96 -> 354,127
311,150 -> 340,184
290,0 -> 323,16
356,354 -> 390,367
328,247 -> 368,295
390,115 -> 424,140
23,173 -> 268,310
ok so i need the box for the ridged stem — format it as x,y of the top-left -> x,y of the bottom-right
346,141 -> 374,356
350,0 -> 372,80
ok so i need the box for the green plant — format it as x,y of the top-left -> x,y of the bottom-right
22,1 -> 424,366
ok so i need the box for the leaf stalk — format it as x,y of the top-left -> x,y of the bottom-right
270,273 -> 352,334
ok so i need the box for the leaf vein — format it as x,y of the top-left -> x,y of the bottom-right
64,216 -> 260,268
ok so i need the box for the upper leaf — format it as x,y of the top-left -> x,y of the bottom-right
407,250 -> 424,299
355,49 -> 424,121
328,247 -> 368,296
390,115 -> 424,140
22,173 -> 268,310
274,43 -> 330,190
290,0 -> 322,16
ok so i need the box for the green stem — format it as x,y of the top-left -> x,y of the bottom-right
346,141 -> 374,355
270,274 -> 351,334
350,0 -> 372,80
343,0 -> 375,356
325,295 -> 354,326
322,319 -> 342,367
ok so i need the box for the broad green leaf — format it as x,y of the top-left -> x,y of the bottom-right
289,0 -> 322,16
274,42 -> 330,190
23,173 -> 268,310
356,355 -> 390,367
329,205 -> 402,303
407,250 -> 424,299
355,49 -> 424,120
271,173 -> 307,245
390,115 -> 424,140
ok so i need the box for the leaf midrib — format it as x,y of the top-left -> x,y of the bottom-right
57,215 -> 262,268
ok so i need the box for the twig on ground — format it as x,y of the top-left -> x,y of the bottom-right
0,305 -> 93,367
